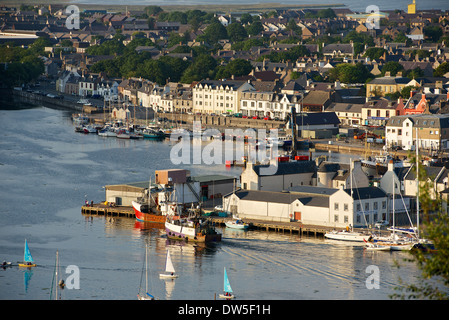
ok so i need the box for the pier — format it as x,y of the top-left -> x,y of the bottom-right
209,217 -> 334,237
81,204 -> 337,236
81,204 -> 135,218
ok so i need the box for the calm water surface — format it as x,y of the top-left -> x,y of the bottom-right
0,97 -> 421,300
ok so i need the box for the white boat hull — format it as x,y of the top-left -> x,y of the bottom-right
324,231 -> 371,242
225,221 -> 249,230
219,293 -> 235,299
159,273 -> 178,279
365,243 -> 391,251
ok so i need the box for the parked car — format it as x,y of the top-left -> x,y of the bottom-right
374,220 -> 389,228
214,205 -> 224,212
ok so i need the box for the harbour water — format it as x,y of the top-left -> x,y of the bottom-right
0,97 -> 423,300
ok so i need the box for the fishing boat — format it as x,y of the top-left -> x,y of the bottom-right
361,154 -> 410,177
132,201 -> 166,223
218,267 -> 235,299
165,215 -> 222,243
324,229 -> 372,242
137,244 -> 155,300
159,250 -> 178,279
225,218 -> 249,230
19,239 -> 36,267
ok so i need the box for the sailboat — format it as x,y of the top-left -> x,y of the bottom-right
137,244 -> 155,300
218,267 -> 235,299
325,161 -> 372,242
159,250 -> 178,279
19,239 -> 36,268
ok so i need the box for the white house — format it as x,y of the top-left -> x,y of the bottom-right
385,114 -> 449,151
192,79 -> 255,115
97,80 -> 119,101
223,185 -> 388,227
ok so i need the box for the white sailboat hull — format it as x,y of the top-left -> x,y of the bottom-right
324,231 -> 371,242
159,273 -> 178,279
219,293 -> 235,299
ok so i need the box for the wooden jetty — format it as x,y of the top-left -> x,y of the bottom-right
209,217 -> 333,237
81,204 -> 135,218
81,205 -> 338,237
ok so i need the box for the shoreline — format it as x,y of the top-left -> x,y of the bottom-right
2,2 -> 346,13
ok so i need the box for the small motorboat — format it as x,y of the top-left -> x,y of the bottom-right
83,125 -> 97,134
225,218 -> 249,230
98,128 -> 117,137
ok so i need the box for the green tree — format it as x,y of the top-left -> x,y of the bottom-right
215,58 -> 252,79
424,25 -> 443,42
434,62 -> 449,77
391,154 -> 449,300
240,13 -> 253,25
285,19 -> 301,34
381,61 -> 404,76
227,22 -> 248,43
246,21 -> 264,36
363,47 -> 387,60
203,21 -> 228,43
145,6 -> 163,16
328,63 -> 372,84
180,54 -> 217,83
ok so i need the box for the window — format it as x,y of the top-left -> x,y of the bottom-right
365,202 -> 369,211
344,215 -> 349,223
356,203 -> 361,212
334,203 -> 339,211
382,201 -> 386,209
334,215 -> 339,222
374,202 -> 378,210
344,203 -> 348,211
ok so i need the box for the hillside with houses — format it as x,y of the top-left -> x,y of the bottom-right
1,3 -> 449,151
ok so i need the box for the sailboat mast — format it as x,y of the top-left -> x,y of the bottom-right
145,244 -> 148,294
392,164 -> 395,238
55,250 -> 59,300
415,128 -> 420,239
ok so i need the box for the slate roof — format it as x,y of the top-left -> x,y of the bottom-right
294,112 -> 340,126
253,160 -> 316,177
344,186 -> 387,200
386,114 -> 449,129
368,76 -> 410,85
232,189 -> 300,204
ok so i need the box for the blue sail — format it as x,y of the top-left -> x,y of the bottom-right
223,267 -> 233,293
24,239 -> 34,263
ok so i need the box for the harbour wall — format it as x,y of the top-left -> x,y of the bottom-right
11,89 -> 83,112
